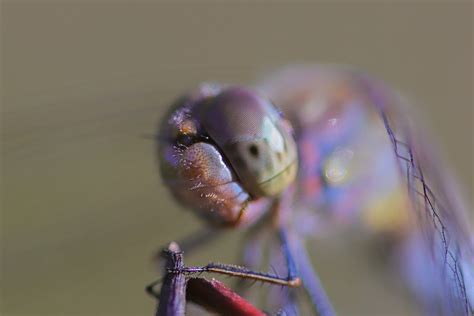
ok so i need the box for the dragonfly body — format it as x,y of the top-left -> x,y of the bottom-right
158,65 -> 473,315
260,66 -> 474,315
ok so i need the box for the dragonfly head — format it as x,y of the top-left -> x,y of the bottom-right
158,85 -> 298,226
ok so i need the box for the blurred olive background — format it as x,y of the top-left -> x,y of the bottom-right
2,2 -> 472,316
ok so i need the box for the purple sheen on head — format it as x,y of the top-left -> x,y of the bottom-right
199,87 -> 280,146
163,146 -> 179,168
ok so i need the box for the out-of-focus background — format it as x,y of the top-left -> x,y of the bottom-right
2,2 -> 472,316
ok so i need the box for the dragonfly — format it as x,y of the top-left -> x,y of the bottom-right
155,65 -> 473,315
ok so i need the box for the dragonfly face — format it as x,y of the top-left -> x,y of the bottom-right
159,85 -> 297,226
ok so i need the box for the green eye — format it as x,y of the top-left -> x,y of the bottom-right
198,87 -> 298,197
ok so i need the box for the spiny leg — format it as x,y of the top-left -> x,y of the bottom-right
170,229 -> 301,287
173,261 -> 301,287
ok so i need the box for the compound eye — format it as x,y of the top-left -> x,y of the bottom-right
197,87 -> 298,197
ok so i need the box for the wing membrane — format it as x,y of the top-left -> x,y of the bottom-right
360,74 -> 473,314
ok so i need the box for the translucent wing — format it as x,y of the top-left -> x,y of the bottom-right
360,73 -> 474,315
258,65 -> 473,315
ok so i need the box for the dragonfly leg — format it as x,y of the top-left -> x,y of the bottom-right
172,261 -> 301,287
267,233 -> 301,315
274,191 -> 335,316
167,228 -> 301,290
278,228 -> 299,284
288,233 -> 336,316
